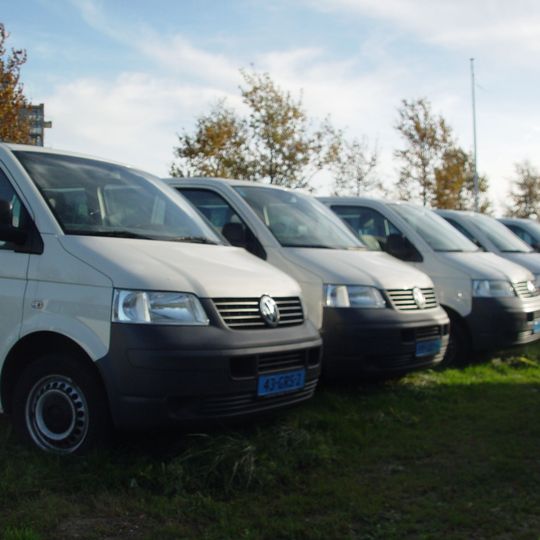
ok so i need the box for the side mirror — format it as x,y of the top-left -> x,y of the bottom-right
385,233 -> 422,262
222,222 -> 247,248
0,199 -> 27,245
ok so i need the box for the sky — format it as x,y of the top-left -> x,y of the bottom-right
3,0 -> 540,214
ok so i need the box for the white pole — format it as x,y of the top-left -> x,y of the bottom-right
470,58 -> 479,212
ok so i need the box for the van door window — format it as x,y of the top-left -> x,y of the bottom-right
179,188 -> 266,259
331,205 -> 422,261
507,224 -> 533,246
330,205 -> 399,250
443,217 -> 483,247
0,169 -> 28,250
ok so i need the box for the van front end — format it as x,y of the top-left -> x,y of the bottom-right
321,285 -> 450,377
465,282 -> 540,351
98,296 -> 322,429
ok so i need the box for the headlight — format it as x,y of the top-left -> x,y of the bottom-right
113,290 -> 209,325
324,284 -> 386,308
472,280 -> 515,298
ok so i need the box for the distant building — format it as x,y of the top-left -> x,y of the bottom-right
20,103 -> 52,146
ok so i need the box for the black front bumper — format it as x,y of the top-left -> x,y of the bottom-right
465,295 -> 540,351
97,314 -> 322,430
321,306 -> 450,377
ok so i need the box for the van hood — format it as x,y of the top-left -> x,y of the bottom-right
283,248 -> 433,289
438,252 -> 533,282
59,236 -> 301,298
499,252 -> 540,275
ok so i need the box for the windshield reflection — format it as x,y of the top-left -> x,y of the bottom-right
15,152 -> 221,244
235,186 -> 364,249
391,204 -> 479,252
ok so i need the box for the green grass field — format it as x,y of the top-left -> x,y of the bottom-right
2,347 -> 540,540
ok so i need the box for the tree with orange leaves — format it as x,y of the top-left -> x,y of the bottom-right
0,23 -> 30,144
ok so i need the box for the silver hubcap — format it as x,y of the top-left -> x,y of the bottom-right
25,375 -> 89,453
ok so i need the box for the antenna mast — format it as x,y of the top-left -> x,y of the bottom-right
470,58 -> 479,212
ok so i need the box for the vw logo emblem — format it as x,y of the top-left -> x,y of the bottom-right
412,287 -> 427,309
527,281 -> 536,294
259,295 -> 280,327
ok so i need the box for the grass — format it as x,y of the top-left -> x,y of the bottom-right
2,346 -> 540,539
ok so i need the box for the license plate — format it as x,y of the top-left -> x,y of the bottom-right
415,339 -> 442,357
533,320 -> 540,334
257,369 -> 305,397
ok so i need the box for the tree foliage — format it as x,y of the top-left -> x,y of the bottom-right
171,70 -> 341,189
0,23 -> 30,144
394,97 -> 489,211
170,101 -> 250,179
507,161 -> 540,218
331,137 -> 380,196
434,147 -> 490,213
394,98 -> 450,206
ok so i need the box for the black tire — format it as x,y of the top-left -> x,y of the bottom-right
442,316 -> 470,367
12,353 -> 111,454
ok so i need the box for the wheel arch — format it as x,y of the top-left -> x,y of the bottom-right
441,304 -> 472,363
0,331 -> 106,414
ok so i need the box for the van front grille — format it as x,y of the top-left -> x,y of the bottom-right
513,281 -> 540,298
199,379 -> 318,416
213,297 -> 304,329
415,325 -> 442,340
385,288 -> 438,311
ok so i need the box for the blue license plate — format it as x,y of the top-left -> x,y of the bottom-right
257,369 -> 305,397
415,339 -> 442,357
533,320 -> 540,334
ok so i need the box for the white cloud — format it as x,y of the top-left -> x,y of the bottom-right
69,0 -> 240,86
138,34 -> 240,87
42,73 -> 240,176
307,0 -> 540,59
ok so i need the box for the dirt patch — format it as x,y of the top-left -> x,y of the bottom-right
56,516 -> 152,540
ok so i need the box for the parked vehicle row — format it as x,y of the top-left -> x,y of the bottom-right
320,198 -> 540,363
166,178 -> 450,378
0,143 -> 538,454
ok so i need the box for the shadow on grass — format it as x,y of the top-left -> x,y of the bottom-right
1,352 -> 540,539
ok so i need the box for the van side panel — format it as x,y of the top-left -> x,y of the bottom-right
20,280 -> 112,361
8,235 -> 114,365
0,252 -> 30,377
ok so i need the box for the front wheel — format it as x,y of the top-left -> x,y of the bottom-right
12,353 -> 110,454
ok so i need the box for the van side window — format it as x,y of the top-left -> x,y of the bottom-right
444,217 -> 481,246
0,169 -> 27,250
508,224 -> 533,245
330,205 -> 400,251
179,188 -> 266,259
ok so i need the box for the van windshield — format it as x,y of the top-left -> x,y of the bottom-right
470,214 -> 533,253
235,186 -> 364,249
14,151 -> 221,244
390,204 -> 479,252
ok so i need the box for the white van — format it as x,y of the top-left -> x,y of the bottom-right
165,178 -> 450,378
320,197 -> 540,362
0,144 -> 322,454
436,209 -> 540,285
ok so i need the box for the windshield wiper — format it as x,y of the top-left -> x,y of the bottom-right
69,230 -> 153,239
281,243 -> 335,249
168,236 -> 218,245
501,249 -> 531,253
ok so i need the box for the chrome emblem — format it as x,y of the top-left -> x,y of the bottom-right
527,280 -> 536,294
259,295 -> 280,327
412,287 -> 427,309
